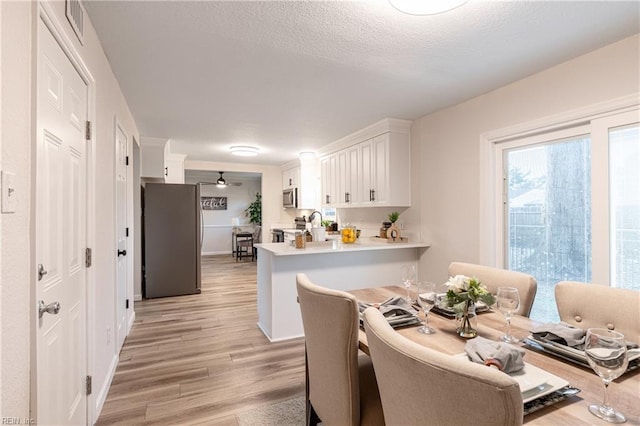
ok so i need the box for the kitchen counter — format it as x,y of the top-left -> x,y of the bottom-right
256,238 -> 429,256
255,238 -> 431,341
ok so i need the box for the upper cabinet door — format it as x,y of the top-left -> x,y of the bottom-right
319,118 -> 411,209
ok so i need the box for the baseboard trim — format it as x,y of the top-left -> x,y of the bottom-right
201,250 -> 232,256
94,353 -> 118,422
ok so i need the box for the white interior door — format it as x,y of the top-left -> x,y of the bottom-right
115,122 -> 128,351
36,20 -> 88,425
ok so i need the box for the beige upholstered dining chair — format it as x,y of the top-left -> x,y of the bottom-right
448,262 -> 538,317
362,307 -> 523,426
555,281 -> 640,343
296,273 -> 384,426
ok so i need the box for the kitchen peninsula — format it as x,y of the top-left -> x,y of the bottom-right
255,238 -> 430,341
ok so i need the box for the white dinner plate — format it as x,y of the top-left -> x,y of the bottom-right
455,353 -> 569,403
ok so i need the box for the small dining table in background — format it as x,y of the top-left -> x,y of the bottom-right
349,286 -> 640,425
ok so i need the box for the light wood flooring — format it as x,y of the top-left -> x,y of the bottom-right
96,255 -> 306,425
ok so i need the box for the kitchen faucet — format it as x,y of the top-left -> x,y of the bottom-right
308,211 -> 323,227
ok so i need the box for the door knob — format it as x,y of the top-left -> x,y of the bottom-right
117,249 -> 127,257
38,300 -> 61,318
38,264 -> 48,281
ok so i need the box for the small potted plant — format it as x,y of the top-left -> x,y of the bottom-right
380,212 -> 399,238
388,211 -> 399,224
321,219 -> 333,232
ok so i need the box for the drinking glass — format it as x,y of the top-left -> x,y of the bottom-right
401,264 -> 416,304
496,287 -> 520,343
416,282 -> 436,334
584,328 -> 629,423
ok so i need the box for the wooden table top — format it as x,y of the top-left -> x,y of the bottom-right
350,286 -> 640,425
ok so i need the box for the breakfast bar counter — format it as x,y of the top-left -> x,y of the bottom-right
255,239 -> 430,341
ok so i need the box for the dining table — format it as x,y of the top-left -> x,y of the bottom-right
349,286 -> 640,425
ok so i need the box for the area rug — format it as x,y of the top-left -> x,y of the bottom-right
236,396 -> 306,426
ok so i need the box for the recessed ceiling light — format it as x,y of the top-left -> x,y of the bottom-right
230,146 -> 259,157
388,0 -> 468,15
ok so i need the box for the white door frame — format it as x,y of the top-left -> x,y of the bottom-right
35,2 -> 97,423
114,118 -> 128,352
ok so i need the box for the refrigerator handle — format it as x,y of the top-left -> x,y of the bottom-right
200,205 -> 204,248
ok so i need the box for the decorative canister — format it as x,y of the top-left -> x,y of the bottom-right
295,231 -> 306,249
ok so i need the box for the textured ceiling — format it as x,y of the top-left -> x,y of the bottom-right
84,0 -> 639,166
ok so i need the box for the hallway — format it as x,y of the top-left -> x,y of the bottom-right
97,255 -> 306,425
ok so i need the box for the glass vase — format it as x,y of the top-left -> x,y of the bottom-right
456,301 -> 478,338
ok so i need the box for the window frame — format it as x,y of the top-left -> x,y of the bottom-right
479,95 -> 639,280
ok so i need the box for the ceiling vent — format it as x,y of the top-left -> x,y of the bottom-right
66,0 -> 85,45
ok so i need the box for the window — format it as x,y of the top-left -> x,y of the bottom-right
609,123 -> 640,291
485,107 -> 639,323
505,133 -> 592,321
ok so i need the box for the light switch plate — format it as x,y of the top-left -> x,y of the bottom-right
1,171 -> 17,214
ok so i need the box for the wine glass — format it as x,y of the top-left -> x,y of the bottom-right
584,328 -> 629,423
416,282 -> 436,334
401,264 -> 416,304
496,287 -> 520,343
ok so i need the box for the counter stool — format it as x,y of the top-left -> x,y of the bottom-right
236,233 -> 254,262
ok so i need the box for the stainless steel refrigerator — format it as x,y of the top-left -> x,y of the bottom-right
143,183 -> 202,298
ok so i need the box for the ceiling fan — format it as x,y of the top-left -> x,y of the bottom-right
199,171 -> 242,187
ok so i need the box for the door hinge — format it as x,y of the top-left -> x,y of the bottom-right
85,121 -> 92,140
85,247 -> 92,268
126,299 -> 130,309
126,155 -> 129,166
126,227 -> 129,237
86,375 -> 92,395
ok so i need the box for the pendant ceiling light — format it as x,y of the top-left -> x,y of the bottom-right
216,171 -> 227,188
230,146 -> 259,157
388,0 -> 468,15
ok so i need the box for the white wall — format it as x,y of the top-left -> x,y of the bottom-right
185,161 -> 285,243
0,1 -> 33,417
0,0 -> 140,421
184,175 -> 261,255
412,34 -> 640,285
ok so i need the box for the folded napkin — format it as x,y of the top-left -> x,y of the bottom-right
530,322 -> 586,348
465,337 -> 526,373
357,296 -> 418,327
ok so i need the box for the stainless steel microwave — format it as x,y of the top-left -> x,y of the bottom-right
283,187 -> 297,208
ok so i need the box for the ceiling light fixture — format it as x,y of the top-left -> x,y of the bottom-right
230,146 -> 259,157
216,171 -> 227,187
388,0 -> 468,15
299,151 -> 316,159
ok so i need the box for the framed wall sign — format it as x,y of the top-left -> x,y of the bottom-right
201,196 -> 227,210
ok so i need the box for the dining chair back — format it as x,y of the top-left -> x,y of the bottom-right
555,281 -> 640,343
296,273 -> 384,426
362,307 -> 523,426
448,262 -> 537,317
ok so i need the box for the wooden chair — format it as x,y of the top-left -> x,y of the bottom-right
362,307 -> 523,426
296,273 -> 384,426
235,232 -> 254,261
448,262 -> 538,317
555,281 -> 640,343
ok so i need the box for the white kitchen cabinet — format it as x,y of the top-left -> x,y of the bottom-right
141,137 -> 186,183
361,132 -> 410,207
164,153 -> 186,184
320,128 -> 410,208
141,137 -> 168,179
282,166 -> 299,189
282,158 -> 319,209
